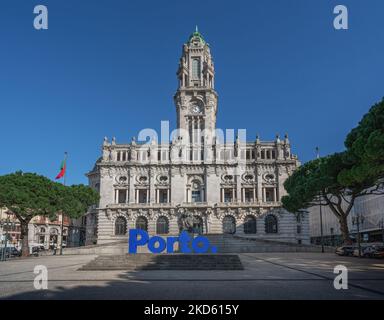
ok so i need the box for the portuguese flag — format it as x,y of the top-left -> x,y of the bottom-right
55,153 -> 67,180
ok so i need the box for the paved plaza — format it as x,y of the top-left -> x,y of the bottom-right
1,253 -> 384,299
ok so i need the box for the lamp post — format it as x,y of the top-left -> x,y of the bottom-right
316,147 -> 324,253
352,213 -> 365,257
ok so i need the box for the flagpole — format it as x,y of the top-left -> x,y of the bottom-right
60,152 -> 68,256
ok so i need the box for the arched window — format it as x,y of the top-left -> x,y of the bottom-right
265,215 -> 278,234
223,216 -> 236,234
136,216 -> 148,231
244,215 -> 256,234
115,217 -> 127,236
40,227 -> 46,233
156,216 -> 169,235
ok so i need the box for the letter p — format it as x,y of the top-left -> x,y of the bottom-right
128,229 -> 148,254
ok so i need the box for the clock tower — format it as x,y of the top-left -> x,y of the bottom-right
174,27 -> 218,147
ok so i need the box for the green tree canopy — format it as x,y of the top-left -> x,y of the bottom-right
283,152 -> 363,243
0,171 -> 99,256
339,98 -> 384,190
282,99 -> 384,244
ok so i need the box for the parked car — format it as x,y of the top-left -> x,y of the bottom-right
29,246 -> 41,256
335,245 -> 355,256
0,247 -> 21,258
372,246 -> 384,259
352,245 -> 377,257
362,245 -> 378,257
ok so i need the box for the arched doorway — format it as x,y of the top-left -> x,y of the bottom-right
115,216 -> 127,236
193,216 -> 204,234
156,216 -> 169,235
244,215 -> 257,234
136,216 -> 148,231
265,215 -> 278,234
223,216 -> 236,234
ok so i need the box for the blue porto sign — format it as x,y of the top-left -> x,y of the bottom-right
128,229 -> 217,254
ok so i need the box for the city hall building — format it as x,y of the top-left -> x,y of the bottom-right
86,29 -> 310,245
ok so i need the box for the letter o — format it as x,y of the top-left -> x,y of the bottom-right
148,236 -> 166,253
192,236 -> 210,253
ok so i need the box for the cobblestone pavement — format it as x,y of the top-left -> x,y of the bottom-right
1,253 -> 383,299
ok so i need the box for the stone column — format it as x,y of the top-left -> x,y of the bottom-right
129,175 -> 135,204
150,172 -> 155,203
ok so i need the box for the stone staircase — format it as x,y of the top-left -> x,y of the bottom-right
78,254 -> 244,271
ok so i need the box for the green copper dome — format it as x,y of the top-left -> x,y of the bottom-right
188,26 -> 205,44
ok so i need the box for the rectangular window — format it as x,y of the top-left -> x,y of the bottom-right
158,151 -> 161,161
297,225 -> 302,234
265,188 -> 275,202
192,58 -> 201,79
159,190 -> 168,203
192,191 -> 201,203
138,190 -> 148,203
244,189 -> 254,202
224,189 -> 233,203
118,190 -> 127,204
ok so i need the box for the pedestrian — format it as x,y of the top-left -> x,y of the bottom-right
53,243 -> 57,255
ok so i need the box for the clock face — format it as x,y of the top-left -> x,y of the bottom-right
191,105 -> 202,114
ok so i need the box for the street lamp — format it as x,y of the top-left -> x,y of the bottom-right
381,218 -> 384,246
316,147 -> 324,253
352,213 -> 365,257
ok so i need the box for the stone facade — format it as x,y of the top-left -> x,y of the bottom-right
86,29 -> 310,245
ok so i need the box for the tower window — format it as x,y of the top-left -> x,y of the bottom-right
192,58 -> 200,79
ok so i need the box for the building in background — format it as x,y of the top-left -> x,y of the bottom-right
0,207 -> 21,248
87,29 -> 310,245
0,207 -> 86,249
309,193 -> 384,246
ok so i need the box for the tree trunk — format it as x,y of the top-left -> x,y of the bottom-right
339,214 -> 352,245
20,221 -> 30,257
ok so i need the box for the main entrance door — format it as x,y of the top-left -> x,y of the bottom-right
193,216 -> 204,234
223,216 -> 236,234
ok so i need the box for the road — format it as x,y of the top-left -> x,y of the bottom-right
0,252 -> 383,299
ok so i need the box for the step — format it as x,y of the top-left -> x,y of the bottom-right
79,254 -> 244,271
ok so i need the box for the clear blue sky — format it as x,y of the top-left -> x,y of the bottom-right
1,0 -> 383,185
